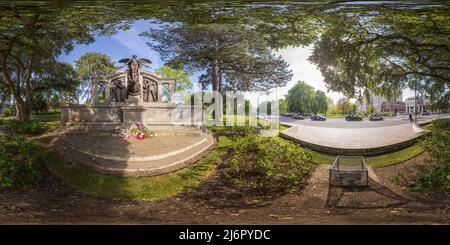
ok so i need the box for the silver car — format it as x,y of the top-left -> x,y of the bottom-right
369,114 -> 383,121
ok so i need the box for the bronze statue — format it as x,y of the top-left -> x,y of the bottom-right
143,78 -> 158,102
110,78 -> 126,102
119,55 -> 151,96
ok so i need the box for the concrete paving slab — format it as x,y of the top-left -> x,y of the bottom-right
281,123 -> 428,155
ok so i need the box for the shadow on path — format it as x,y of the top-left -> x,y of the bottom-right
326,178 -> 410,209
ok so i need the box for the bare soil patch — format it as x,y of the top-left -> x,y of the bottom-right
374,153 -> 450,206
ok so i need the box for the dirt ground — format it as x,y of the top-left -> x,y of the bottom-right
0,153 -> 449,224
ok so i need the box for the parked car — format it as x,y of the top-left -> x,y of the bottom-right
293,114 -> 306,120
310,114 -> 326,121
345,114 -> 363,121
368,114 -> 383,121
422,112 -> 431,116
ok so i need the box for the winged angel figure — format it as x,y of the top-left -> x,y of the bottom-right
119,55 -> 152,96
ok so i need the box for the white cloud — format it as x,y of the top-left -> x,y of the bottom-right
275,46 -> 343,103
245,45 -> 343,106
274,45 -> 411,103
112,26 -> 162,68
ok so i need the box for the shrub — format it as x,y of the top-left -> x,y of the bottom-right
209,125 -> 256,136
0,136 -> 45,190
231,125 -> 256,135
415,119 -> 450,192
3,120 -> 48,135
433,119 -> 450,131
222,135 -> 313,195
1,107 -> 16,117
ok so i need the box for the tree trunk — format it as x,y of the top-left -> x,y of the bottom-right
211,59 -> 222,125
15,101 -> 28,121
414,82 -> 417,124
25,84 -> 33,122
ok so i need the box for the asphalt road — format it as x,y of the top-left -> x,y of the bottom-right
280,114 -> 450,128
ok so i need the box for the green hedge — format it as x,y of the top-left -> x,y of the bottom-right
223,134 -> 314,195
0,136 -> 45,190
1,107 -> 16,117
433,119 -> 450,131
415,119 -> 450,192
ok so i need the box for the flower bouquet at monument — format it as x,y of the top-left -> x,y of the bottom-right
118,122 -> 154,140
129,122 -> 154,140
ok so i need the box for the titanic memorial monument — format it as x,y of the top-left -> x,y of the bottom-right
56,56 -> 214,177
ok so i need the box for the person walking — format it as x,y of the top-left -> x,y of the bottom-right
409,112 -> 413,123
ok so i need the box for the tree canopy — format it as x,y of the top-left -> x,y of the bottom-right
74,52 -> 117,103
1,1 -> 448,120
143,23 -> 292,93
286,81 -> 328,115
314,90 -> 328,115
308,5 -> 450,103
336,97 -> 353,115
154,66 -> 192,92
0,3 -> 129,120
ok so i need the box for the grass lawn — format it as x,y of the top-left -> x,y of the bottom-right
39,120 -> 60,132
32,113 -> 61,118
306,143 -> 424,168
325,114 -> 346,119
365,144 -> 424,168
46,136 -> 232,201
279,124 -> 289,132
309,150 -> 336,165
0,119 -> 60,135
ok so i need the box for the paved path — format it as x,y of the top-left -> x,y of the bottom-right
281,123 -> 428,150
278,114 -> 450,154
280,114 -> 450,128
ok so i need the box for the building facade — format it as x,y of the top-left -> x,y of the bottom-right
357,90 -> 403,113
381,101 -> 406,114
405,96 -> 430,114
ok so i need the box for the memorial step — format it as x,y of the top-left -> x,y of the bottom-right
51,133 -> 215,177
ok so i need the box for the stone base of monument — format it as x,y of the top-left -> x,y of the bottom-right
51,128 -> 215,177
125,95 -> 141,105
61,103 -> 203,131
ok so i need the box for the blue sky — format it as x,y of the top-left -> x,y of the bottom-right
58,20 -> 206,95
58,20 -> 413,105
58,20 -> 163,70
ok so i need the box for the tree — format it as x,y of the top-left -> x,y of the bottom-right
279,99 -> 288,115
0,4 -> 128,121
143,23 -> 292,123
31,62 -> 79,113
309,5 -> 449,102
352,104 -> 358,114
315,90 -> 328,115
286,81 -> 315,115
74,52 -> 116,103
426,82 -> 450,113
257,101 -> 271,116
367,105 -> 376,114
336,98 -> 352,115
154,66 -> 192,92
154,66 -> 193,105
245,100 -> 252,115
